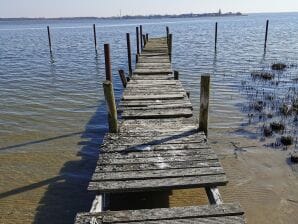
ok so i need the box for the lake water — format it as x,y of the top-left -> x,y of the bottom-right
0,13 -> 298,224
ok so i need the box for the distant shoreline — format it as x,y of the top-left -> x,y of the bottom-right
0,12 -> 243,21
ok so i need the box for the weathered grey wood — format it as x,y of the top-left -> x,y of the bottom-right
76,203 -> 245,224
206,187 -> 223,205
199,74 -> 210,136
90,195 -> 103,213
118,103 -> 193,112
134,68 -> 173,74
119,99 -> 191,106
118,70 -> 127,88
96,160 -> 222,173
88,174 -> 227,192
121,108 -> 192,119
93,167 -> 225,181
122,94 -> 185,101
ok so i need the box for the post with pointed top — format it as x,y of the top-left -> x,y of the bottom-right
215,22 -> 218,51
103,81 -> 118,133
264,20 -> 269,51
104,44 -> 112,81
140,25 -> 143,51
47,26 -> 52,54
199,74 -> 210,136
93,24 -> 97,51
136,27 -> 140,55
126,33 -> 132,75
168,34 -> 173,62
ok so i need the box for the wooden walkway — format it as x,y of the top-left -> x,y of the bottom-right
75,37 -> 245,223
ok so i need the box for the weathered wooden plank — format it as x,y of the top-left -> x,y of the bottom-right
133,69 -> 173,74
118,103 -> 193,111
119,99 -> 190,106
131,75 -> 173,80
127,80 -> 179,85
99,153 -> 218,165
92,167 -> 225,181
121,108 -> 193,119
88,174 -> 228,192
123,90 -> 186,95
122,94 -> 185,101
95,160 -> 222,173
75,203 -> 244,224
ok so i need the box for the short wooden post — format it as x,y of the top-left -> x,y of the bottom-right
146,33 -> 149,42
174,70 -> 179,80
264,20 -> 269,50
104,44 -> 112,81
47,26 -> 52,53
215,22 -> 218,51
118,70 -> 127,88
140,25 -> 143,51
136,27 -> 140,55
136,54 -> 139,63
93,24 -> 97,51
142,35 -> 147,46
166,26 -> 169,39
126,33 -> 132,75
199,74 -> 210,136
103,81 -> 118,133
168,34 -> 173,62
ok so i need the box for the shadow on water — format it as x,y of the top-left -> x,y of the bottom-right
32,101 -> 107,224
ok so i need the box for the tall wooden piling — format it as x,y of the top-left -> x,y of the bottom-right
93,24 -> 97,51
140,25 -> 143,51
215,22 -> 218,51
47,26 -> 52,53
126,33 -> 132,75
199,74 -> 210,136
168,34 -> 173,62
103,81 -> 118,133
104,44 -> 112,81
166,26 -> 169,39
264,20 -> 269,50
118,70 -> 127,88
146,33 -> 149,42
143,35 -> 147,46
136,27 -> 140,55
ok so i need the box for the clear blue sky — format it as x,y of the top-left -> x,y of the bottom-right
0,0 -> 297,18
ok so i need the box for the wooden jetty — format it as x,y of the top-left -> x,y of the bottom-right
75,34 -> 245,223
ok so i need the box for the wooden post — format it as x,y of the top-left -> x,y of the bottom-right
93,24 -> 97,51
174,70 -> 179,80
136,27 -> 140,55
264,20 -> 269,50
47,26 -> 52,53
118,70 -> 127,88
126,33 -> 132,75
136,54 -> 139,63
166,26 -> 169,39
168,34 -> 173,62
142,35 -> 147,47
103,81 -> 118,133
199,74 -> 210,136
146,33 -> 149,42
215,22 -> 218,51
104,44 -> 112,81
140,25 -> 143,51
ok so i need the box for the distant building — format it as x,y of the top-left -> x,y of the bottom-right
218,9 -> 222,15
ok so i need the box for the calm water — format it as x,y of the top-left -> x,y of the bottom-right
0,13 -> 298,223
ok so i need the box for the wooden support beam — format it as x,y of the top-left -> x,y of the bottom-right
146,33 -> 149,42
205,187 -> 223,205
142,34 -> 147,46
90,195 -> 103,213
103,81 -> 118,133
47,26 -> 52,54
166,26 -> 169,39
104,44 -> 112,81
199,74 -> 210,136
126,33 -> 132,75
118,70 -> 127,88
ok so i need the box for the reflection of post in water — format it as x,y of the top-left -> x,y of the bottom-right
212,49 -> 218,76
94,51 -> 100,76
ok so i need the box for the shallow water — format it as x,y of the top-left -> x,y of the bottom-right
0,13 -> 298,223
